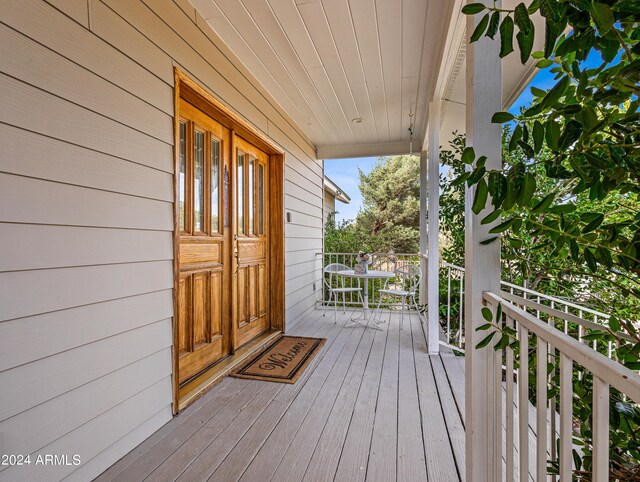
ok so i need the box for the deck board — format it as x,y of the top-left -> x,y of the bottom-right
396,311 -> 428,481
99,308 -> 465,482
412,315 -> 461,482
333,311 -> 388,482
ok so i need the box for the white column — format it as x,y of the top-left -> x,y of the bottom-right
419,150 -> 428,307
464,0 -> 502,481
427,101 -> 441,355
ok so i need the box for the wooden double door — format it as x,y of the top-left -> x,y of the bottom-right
176,99 -> 271,386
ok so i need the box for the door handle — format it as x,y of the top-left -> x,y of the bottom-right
233,237 -> 239,277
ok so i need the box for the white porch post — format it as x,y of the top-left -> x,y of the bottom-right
464,0 -> 502,481
419,150 -> 428,310
427,100 -> 441,355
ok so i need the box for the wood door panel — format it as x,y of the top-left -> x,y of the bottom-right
258,264 -> 267,316
237,239 -> 265,261
237,266 -> 249,326
179,242 -> 221,266
179,340 -> 223,383
249,265 -> 258,321
192,272 -> 208,347
210,271 -> 222,338
177,275 -> 191,356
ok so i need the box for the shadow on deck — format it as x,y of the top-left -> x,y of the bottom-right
97,308 -> 466,482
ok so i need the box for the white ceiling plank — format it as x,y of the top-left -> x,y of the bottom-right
305,66 -> 360,144
267,0 -> 322,69
267,0 -> 357,144
199,0 -> 323,141
376,0 -> 403,141
241,0 -> 346,145
317,139 -> 419,160
296,1 -> 366,143
212,0 -> 333,142
401,0 -> 428,79
320,0 -> 378,141
189,0 -> 465,156
349,0 -> 390,142
413,0 -> 454,143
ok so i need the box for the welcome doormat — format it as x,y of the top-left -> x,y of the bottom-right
231,336 -> 326,384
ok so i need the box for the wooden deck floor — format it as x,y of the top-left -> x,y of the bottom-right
97,308 -> 467,482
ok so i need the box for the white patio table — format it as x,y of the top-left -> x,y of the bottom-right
337,269 -> 395,331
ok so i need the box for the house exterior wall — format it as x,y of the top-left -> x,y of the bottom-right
323,190 -> 336,226
0,0 -> 323,480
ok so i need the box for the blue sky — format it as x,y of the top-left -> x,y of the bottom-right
325,51 -> 605,223
324,157 -> 378,222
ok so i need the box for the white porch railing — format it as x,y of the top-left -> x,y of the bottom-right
483,291 -> 640,482
318,252 -> 422,309
439,261 -> 620,356
319,253 -> 617,354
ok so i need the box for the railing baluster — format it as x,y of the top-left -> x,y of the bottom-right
519,324 -> 530,482
592,376 -> 610,482
549,355 -> 557,482
459,273 -> 464,347
537,336 -> 548,481
578,310 -> 583,343
506,316 -> 515,482
559,353 -> 573,482
495,314 -> 503,482
447,266 -> 451,344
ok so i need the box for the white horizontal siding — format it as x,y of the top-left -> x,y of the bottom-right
324,190 -> 336,225
1,0 -> 323,480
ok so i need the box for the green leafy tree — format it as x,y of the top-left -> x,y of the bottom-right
460,0 -> 640,301
323,213 -> 362,253
460,2 -> 640,478
355,155 -> 421,253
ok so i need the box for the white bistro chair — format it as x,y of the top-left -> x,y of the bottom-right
376,264 -> 422,328
323,263 -> 364,323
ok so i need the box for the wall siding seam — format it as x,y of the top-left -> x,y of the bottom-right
2,21 -> 174,137
284,193 -> 324,213
70,405 -> 173,482
0,121 -> 175,176
0,257 -> 175,276
0,286 -> 174,325
0,328 -> 173,423
282,207 -> 323,221
0,169 -> 175,206
0,315 -> 175,374
0,71 -> 173,148
285,300 -> 318,326
0,221 -> 174,235
0,349 -> 173,458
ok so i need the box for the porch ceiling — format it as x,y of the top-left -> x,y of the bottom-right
190,0 -> 455,159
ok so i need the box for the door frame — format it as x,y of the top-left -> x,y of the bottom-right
172,68 -> 285,413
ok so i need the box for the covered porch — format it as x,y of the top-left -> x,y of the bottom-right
97,310 -> 465,482
3,0 -> 639,481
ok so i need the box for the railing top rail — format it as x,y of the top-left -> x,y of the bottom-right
484,291 -> 640,403
500,280 -> 609,319
320,252 -> 421,256
440,260 -> 465,271
499,290 -> 632,342
438,260 -> 610,320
